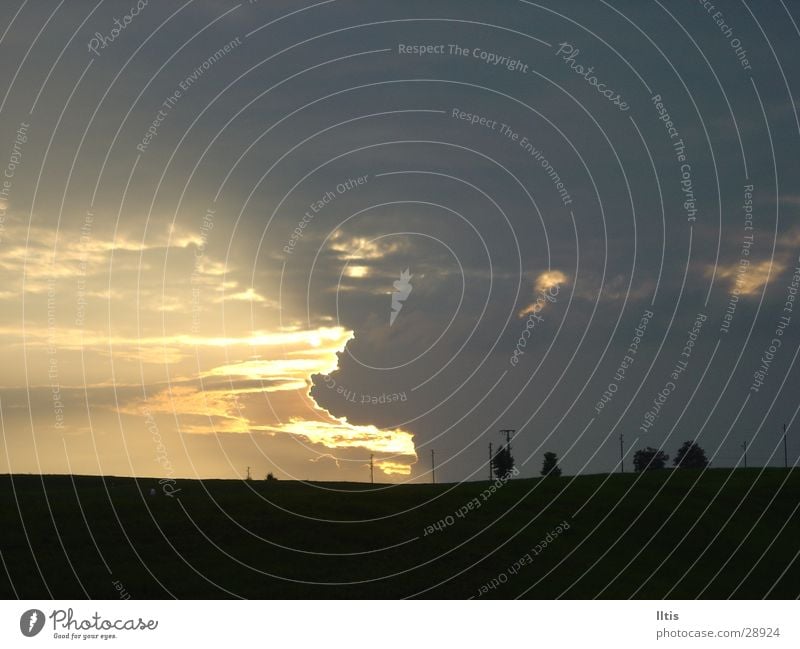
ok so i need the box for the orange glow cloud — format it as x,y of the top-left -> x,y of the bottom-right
375,461 -> 414,476
265,418 -> 416,456
518,270 -> 567,317
535,270 -> 568,292
2,214 -> 418,479
117,324 -> 418,476
118,385 -> 250,434
712,260 -> 780,296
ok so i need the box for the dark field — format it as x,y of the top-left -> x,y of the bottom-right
1,469 -> 798,599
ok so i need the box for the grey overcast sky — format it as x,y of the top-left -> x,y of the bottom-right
1,0 -> 800,483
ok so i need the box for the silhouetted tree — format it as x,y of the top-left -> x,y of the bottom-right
673,440 -> 709,469
541,452 -> 562,477
633,447 -> 669,472
265,472 -> 277,481
492,444 -> 515,480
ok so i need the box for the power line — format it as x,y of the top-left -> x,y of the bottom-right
499,429 -> 515,453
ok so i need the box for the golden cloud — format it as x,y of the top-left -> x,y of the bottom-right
518,270 -> 568,317
114,323 -> 417,476
118,385 -> 250,434
535,270 -> 568,292
266,418 -> 416,456
711,260 -> 779,296
375,460 -> 414,476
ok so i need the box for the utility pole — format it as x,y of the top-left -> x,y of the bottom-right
619,434 -> 624,473
370,454 -> 374,484
500,429 -> 515,452
246,466 -> 251,481
489,442 -> 493,481
784,423 -> 788,469
741,440 -> 747,469
431,449 -> 436,484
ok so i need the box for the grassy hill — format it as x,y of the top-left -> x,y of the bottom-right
0,468 -> 798,598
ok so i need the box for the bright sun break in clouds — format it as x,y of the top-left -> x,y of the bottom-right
122,326 -> 418,476
518,270 -> 568,317
712,260 -> 780,296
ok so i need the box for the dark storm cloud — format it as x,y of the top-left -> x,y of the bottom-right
2,0 -> 800,481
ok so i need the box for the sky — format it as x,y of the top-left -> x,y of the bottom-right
1,0 -> 800,483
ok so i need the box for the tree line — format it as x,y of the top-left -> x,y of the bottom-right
633,440 -> 708,471
491,439 -> 710,480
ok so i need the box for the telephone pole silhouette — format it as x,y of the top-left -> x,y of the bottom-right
619,434 -> 624,473
246,466 -> 251,481
431,449 -> 436,484
370,454 -> 374,484
499,429 -> 515,452
741,440 -> 747,469
494,430 -> 515,480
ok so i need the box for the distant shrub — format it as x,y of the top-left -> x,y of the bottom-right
633,447 -> 669,472
673,440 -> 708,469
541,452 -> 562,477
491,445 -> 515,480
